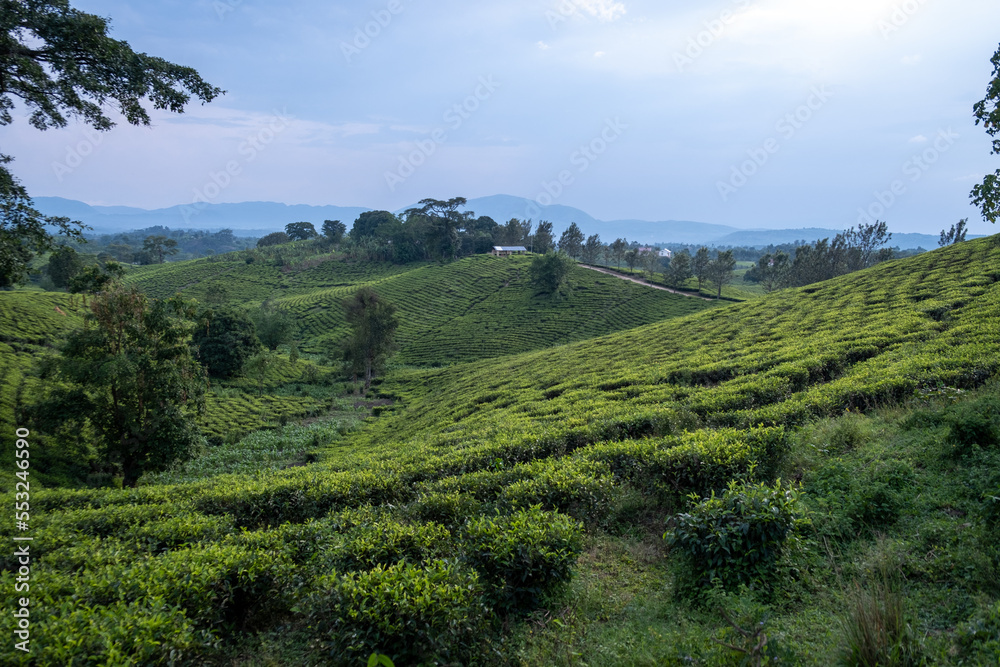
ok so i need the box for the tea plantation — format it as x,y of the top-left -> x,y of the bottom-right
2,238 -> 1000,664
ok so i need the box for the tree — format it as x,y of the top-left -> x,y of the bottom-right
971,43 -> 1000,223
610,238 -> 628,269
558,222 -> 585,259
665,250 -> 692,288
142,235 -> 178,264
939,219 -> 969,246
253,303 -> 297,351
706,250 -> 736,299
745,252 -> 790,293
581,234 -> 603,265
533,221 -> 555,254
624,248 -> 639,272
406,197 -> 467,260
68,260 -> 125,295
641,249 -> 661,279
692,247 -> 711,291
257,231 -> 290,248
193,307 -> 262,379
45,245 -> 83,288
529,251 -> 573,297
0,1 -> 222,287
244,350 -> 276,398
285,221 -> 317,241
322,219 -> 347,244
342,287 -> 399,393
30,284 -> 205,486
351,210 -> 399,240
499,218 -> 530,246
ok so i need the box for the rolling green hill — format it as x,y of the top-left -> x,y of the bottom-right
1,237 -> 999,664
127,252 -> 717,365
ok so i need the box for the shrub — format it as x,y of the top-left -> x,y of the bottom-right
461,506 -> 584,613
329,520 -> 452,571
298,560 -> 489,666
500,459 -> 617,525
944,393 -> 1000,456
665,479 -> 806,594
1,599 -> 220,666
404,492 -> 483,528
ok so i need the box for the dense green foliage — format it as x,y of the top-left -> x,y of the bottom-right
193,306 -> 261,379
971,42 -> 1000,223
28,285 -> 205,486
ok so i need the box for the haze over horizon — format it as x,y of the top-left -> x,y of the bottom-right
4,0 -> 1000,236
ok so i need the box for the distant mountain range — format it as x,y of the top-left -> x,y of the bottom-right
33,195 -> 946,250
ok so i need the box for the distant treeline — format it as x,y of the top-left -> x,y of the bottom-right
83,226 -> 257,263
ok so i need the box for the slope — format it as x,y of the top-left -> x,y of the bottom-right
127,252 -> 716,365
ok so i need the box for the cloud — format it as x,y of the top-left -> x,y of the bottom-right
575,0 -> 626,22
908,135 -> 928,143
537,40 -> 550,50
901,54 -> 922,66
594,50 -> 606,58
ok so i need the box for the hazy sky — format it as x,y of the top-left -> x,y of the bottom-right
6,0 -> 1000,235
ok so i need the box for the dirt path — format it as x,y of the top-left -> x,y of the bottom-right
579,264 -> 716,301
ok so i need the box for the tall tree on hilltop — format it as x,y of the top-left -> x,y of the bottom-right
706,250 -> 737,299
558,222 -> 585,259
533,221 -> 555,254
692,247 -> 711,291
342,287 -> 399,393
322,220 -> 347,244
285,222 -> 318,241
666,249 -> 692,288
939,219 -> 969,246
581,234 -> 603,265
142,235 -> 178,264
0,0 -> 222,287
610,238 -> 628,269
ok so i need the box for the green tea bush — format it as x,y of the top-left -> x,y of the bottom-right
47,544 -> 291,631
500,459 -> 617,524
0,599 -> 219,666
329,520 -> 452,571
403,491 -> 483,528
298,560 -> 489,666
461,506 -> 584,613
665,479 -> 806,594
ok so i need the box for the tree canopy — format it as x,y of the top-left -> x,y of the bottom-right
193,307 -> 262,379
285,222 -> 318,241
342,287 -> 399,393
0,0 -> 222,286
971,43 -> 1000,223
530,251 -> 573,297
31,284 -> 205,486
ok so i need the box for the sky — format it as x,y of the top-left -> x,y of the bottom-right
5,0 -> 1000,235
